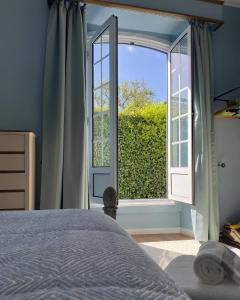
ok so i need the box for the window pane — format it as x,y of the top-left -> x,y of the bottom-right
180,116 -> 188,141
171,70 -> 179,94
92,124 -> 110,166
93,114 -> 100,140
171,43 -> 181,71
93,89 -> 102,140
103,112 -> 110,138
93,142 -> 101,167
180,89 -> 188,115
172,119 -> 179,142
180,35 -> 189,65
180,64 -> 189,90
102,84 -> 110,140
102,29 -> 109,57
171,144 -> 179,167
180,142 -> 188,167
93,37 -> 101,63
171,95 -> 179,117
102,83 -> 110,111
93,84 -> 110,167
92,114 -> 111,167
103,141 -> 110,166
93,88 -> 101,109
102,56 -> 110,84
94,62 -> 101,89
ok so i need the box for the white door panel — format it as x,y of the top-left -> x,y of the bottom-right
88,16 -> 118,205
168,26 -> 193,204
215,118 -> 240,227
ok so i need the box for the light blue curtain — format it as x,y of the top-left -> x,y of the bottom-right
41,0 -> 88,209
192,22 -> 220,241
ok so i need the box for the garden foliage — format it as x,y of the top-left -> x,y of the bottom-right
118,102 -> 167,199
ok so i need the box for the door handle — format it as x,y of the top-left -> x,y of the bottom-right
218,162 -> 226,168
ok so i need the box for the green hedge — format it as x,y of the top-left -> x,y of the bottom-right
118,102 -> 167,199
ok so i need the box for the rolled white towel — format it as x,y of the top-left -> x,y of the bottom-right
194,241 -> 240,285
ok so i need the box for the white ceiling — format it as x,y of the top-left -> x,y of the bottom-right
86,4 -> 189,43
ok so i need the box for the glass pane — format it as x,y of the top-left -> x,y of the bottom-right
93,142 -> 102,167
93,114 -> 101,140
180,89 -> 188,115
103,141 -> 110,166
172,119 -> 179,142
171,95 -> 179,118
93,88 -> 101,109
102,56 -> 110,84
180,35 -> 188,66
171,144 -> 179,167
94,62 -> 101,89
180,116 -> 188,141
103,112 -> 110,138
93,113 -> 110,167
93,37 -> 101,63
102,29 -> 109,57
171,70 -> 179,94
180,64 -> 189,90
102,83 -> 110,111
93,83 -> 110,167
171,43 -> 181,71
180,142 -> 188,167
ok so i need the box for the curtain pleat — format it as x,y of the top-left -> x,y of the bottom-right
63,3 -> 87,209
41,0 -> 88,209
193,23 -> 220,241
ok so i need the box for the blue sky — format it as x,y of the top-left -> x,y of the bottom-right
118,44 -> 167,102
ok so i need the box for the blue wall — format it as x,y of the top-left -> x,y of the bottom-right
213,6 -> 240,96
117,203 -> 182,230
0,0 -> 48,208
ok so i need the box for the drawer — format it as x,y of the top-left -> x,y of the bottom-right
0,134 -> 25,152
0,173 -> 25,190
0,154 -> 25,171
0,192 -> 25,209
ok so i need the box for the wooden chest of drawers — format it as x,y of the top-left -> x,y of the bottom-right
0,132 -> 36,210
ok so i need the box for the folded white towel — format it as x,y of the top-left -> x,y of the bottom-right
194,241 -> 240,285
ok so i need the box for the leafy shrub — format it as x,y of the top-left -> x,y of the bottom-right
118,102 -> 167,199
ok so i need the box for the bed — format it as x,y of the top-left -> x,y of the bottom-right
0,209 -> 189,299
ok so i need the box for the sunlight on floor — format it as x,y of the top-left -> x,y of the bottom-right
133,234 -> 240,270
141,239 -> 201,255
140,239 -> 200,269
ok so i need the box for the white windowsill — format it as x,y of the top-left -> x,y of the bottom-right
91,199 -> 176,209
118,199 -> 176,207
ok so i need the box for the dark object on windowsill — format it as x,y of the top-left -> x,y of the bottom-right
219,236 -> 240,250
215,100 -> 240,119
219,223 -> 240,250
103,187 -> 118,220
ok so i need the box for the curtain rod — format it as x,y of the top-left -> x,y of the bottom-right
82,0 -> 224,26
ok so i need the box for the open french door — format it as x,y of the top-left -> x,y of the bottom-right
88,16 -> 118,205
168,26 -> 194,204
